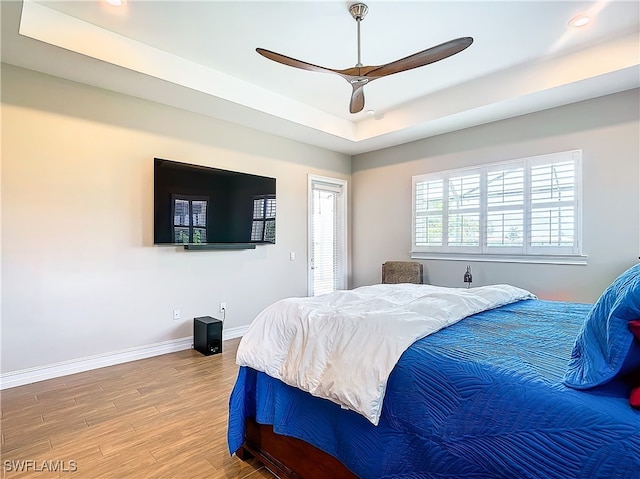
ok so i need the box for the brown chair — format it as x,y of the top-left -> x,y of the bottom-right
381,261 -> 424,284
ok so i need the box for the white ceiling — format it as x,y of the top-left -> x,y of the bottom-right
2,0 -> 639,155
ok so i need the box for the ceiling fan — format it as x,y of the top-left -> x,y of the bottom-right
256,3 -> 473,114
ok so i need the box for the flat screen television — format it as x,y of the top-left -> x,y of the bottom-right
154,158 -> 276,246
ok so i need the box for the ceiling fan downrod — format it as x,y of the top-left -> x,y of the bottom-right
349,3 -> 368,68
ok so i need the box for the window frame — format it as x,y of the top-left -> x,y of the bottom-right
411,150 -> 586,265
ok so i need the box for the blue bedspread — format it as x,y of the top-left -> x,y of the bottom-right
228,299 -> 640,479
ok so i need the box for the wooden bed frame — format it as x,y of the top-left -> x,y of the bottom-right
236,417 -> 357,479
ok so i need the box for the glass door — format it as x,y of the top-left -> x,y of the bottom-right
308,175 -> 347,296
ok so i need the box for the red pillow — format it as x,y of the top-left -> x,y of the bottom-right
629,321 -> 640,409
630,321 -> 640,339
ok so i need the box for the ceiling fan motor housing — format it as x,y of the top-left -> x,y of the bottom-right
349,3 -> 369,21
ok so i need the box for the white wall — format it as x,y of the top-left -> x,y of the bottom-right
2,64 -> 638,378
0,65 -> 350,374
352,89 -> 640,303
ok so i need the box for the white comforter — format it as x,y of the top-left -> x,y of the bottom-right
235,283 -> 535,425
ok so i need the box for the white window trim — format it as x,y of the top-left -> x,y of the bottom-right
411,150 -> 586,265
410,252 -> 588,265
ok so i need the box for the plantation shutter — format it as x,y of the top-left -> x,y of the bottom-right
414,177 -> 444,247
529,156 -> 577,252
447,171 -> 481,250
486,162 -> 525,252
412,150 -> 582,261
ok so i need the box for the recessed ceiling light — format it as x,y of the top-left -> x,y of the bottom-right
569,14 -> 590,28
366,109 -> 376,116
104,0 -> 123,6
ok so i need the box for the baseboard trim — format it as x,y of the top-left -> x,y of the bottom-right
0,325 -> 248,390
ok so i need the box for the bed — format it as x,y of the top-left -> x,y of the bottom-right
228,266 -> 640,479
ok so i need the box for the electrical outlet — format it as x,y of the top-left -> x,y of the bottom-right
173,309 -> 180,321
219,302 -> 226,313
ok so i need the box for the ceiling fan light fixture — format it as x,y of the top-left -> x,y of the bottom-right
569,14 -> 590,28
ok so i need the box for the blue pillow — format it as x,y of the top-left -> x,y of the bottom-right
564,263 -> 640,389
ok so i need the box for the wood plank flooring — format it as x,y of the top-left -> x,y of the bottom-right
0,338 -> 277,479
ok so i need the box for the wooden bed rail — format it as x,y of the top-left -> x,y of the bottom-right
237,418 -> 357,479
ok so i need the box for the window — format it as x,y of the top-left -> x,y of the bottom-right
251,194 -> 276,243
172,195 -> 208,244
412,150 -> 583,263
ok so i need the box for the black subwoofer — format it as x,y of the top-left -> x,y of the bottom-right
194,316 -> 223,356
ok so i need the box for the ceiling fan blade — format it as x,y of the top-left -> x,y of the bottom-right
365,37 -> 473,78
256,48 -> 339,75
349,83 -> 365,114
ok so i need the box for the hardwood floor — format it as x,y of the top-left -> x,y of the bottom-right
0,338 -> 277,478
